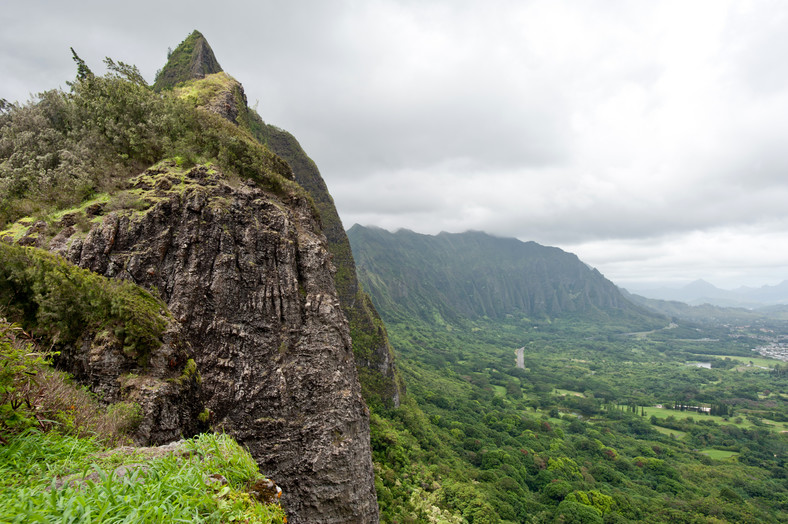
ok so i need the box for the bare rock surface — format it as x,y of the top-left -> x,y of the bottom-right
50,163 -> 379,523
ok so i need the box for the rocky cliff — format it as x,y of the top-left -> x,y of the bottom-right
247,123 -> 404,410
0,32 -> 382,523
155,32 -> 404,409
32,163 -> 378,522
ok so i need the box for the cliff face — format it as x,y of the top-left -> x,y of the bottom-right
155,29 -> 402,409
1,32 -> 384,523
37,163 -> 378,523
163,51 -> 404,408
250,123 -> 404,409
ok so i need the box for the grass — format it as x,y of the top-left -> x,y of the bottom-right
1,317 -> 285,522
554,389 -> 586,397
652,425 -> 687,439
492,385 -> 506,397
713,354 -> 783,369
641,405 -> 787,433
0,430 -> 286,523
699,448 -> 739,460
643,405 -> 736,425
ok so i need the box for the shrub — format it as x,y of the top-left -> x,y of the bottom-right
0,243 -> 168,359
0,317 -> 142,443
0,59 -> 301,229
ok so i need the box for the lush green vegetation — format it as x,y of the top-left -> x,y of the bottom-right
153,30 -> 223,92
0,430 -> 286,523
0,53 -> 302,230
367,308 -> 788,523
0,243 -> 168,361
0,317 -> 285,522
349,223 -> 787,522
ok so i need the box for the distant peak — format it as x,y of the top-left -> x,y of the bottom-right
685,279 -> 719,291
154,30 -> 223,91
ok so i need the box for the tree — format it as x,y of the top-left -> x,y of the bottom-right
70,48 -> 93,81
554,500 -> 603,524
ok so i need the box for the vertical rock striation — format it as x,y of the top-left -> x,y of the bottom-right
252,124 -> 405,409
51,164 -> 379,523
154,28 -> 404,408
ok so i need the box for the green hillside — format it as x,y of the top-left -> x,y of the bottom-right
347,225 -> 656,326
350,225 -> 788,523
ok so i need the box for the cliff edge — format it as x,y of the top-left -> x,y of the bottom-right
0,32 -> 381,523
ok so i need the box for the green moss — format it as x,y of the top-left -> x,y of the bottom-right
174,358 -> 201,386
44,194 -> 110,222
198,408 -> 211,424
173,72 -> 236,107
0,243 -> 169,364
0,222 -> 31,242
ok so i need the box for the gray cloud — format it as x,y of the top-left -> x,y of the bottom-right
3,0 -> 788,287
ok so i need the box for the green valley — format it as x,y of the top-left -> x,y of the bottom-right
350,225 -> 788,523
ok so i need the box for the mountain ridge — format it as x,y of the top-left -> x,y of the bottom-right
347,225 -> 655,325
629,278 -> 788,308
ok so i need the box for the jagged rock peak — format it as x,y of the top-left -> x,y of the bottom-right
154,30 -> 223,91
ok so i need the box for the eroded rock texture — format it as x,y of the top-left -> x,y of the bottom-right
60,323 -> 205,446
51,165 -> 379,523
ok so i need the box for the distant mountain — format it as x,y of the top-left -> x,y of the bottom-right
347,225 -> 654,324
622,288 -> 788,323
629,279 -> 788,308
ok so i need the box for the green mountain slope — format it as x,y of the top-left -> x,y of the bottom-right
349,225 -> 788,523
347,225 -> 655,326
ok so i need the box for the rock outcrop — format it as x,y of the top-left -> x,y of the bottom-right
0,241 -> 205,446
178,64 -> 405,409
1,31 -> 384,523
154,30 -> 223,91
43,163 -> 379,523
64,323 -> 206,446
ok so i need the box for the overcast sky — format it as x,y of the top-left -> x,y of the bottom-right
3,0 -> 788,289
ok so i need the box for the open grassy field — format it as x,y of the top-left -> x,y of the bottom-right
641,405 -> 788,433
700,449 -> 739,460
714,354 -> 782,369
553,388 -> 586,397
652,425 -> 687,439
492,385 -> 507,397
